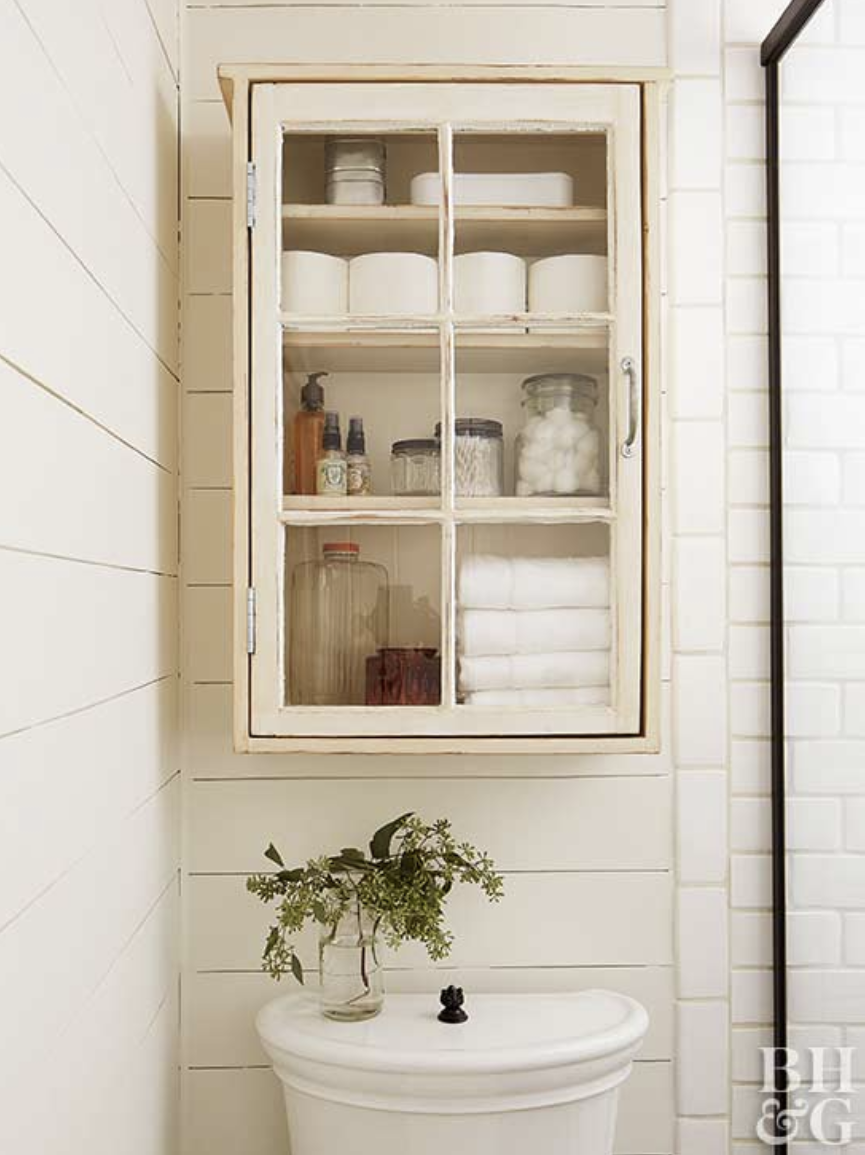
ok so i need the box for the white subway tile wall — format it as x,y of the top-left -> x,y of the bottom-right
726,3 -> 865,1144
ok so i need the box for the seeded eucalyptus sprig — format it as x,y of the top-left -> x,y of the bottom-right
246,813 -> 504,983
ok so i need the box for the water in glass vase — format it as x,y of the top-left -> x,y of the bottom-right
319,908 -> 384,1021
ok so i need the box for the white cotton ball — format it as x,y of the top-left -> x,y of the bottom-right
574,443 -> 596,470
554,424 -> 577,450
520,439 -> 544,464
519,459 -> 546,488
581,428 -> 600,454
516,480 -> 531,497
546,407 -> 570,426
583,469 -> 601,494
554,465 -> 580,494
534,420 -> 556,447
535,465 -> 555,492
523,416 -> 544,439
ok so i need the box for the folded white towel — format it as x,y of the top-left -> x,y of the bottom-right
466,687 -> 610,707
459,607 -> 610,656
458,555 -> 610,610
459,650 -> 610,692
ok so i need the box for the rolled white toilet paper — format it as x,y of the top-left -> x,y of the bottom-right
454,252 -> 526,317
281,251 -> 348,315
529,254 -> 608,316
349,253 -> 438,316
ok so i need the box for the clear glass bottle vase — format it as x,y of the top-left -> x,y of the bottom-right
318,907 -> 384,1021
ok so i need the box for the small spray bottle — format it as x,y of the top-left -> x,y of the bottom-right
316,411 -> 348,496
346,417 -> 371,496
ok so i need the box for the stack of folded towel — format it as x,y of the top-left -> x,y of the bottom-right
457,555 -> 611,707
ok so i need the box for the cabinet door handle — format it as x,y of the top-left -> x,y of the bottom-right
621,356 -> 640,459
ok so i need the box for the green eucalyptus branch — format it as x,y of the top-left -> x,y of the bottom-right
246,813 -> 504,983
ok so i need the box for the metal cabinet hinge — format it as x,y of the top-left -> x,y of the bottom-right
246,587 -> 257,654
246,162 -> 257,229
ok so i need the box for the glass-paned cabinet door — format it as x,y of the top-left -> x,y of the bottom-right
248,81 -> 646,745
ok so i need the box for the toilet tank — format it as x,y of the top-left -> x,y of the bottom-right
257,990 -> 648,1155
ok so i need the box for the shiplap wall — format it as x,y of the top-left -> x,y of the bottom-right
180,6 -> 676,1155
0,0 -> 181,1151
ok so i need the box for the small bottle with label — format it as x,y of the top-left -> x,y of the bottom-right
346,416 -> 372,497
316,412 -> 348,496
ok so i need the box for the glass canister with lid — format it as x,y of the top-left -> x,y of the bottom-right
515,373 -> 601,496
390,439 -> 441,496
435,418 -> 504,497
288,541 -> 389,705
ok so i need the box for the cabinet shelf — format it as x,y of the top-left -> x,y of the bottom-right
280,495 -> 613,525
282,328 -> 610,374
281,203 -> 608,256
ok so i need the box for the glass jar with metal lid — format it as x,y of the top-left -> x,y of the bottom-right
515,373 -> 601,497
436,418 -> 504,497
390,439 -> 441,496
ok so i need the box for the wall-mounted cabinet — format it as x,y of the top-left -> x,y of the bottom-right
220,67 -> 663,753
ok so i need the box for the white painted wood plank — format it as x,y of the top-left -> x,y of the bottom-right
94,982 -> 180,1155
184,101 -> 232,199
186,965 -> 672,1066
188,871 -> 673,971
188,777 -> 671,873
184,585 -> 232,683
1,886 -> 179,1155
0,1 -> 178,368
186,680 -> 674,774
73,0 -> 179,261
185,489 -> 232,584
184,394 -> 233,487
0,166 -> 177,467
0,361 -> 177,573
0,551 -> 177,735
189,8 -> 667,101
16,0 -> 180,272
186,199 -> 232,293
182,293 -> 233,394
185,1060 -> 671,1155
0,780 -> 179,1143
0,678 -> 176,929
146,0 -> 181,78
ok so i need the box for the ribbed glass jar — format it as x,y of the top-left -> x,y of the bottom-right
288,542 -> 389,705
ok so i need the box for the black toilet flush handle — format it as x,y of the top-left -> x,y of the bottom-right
438,986 -> 468,1024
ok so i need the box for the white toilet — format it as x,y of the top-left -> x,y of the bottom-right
256,990 -> 648,1155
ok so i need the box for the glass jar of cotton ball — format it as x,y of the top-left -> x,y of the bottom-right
515,373 -> 601,497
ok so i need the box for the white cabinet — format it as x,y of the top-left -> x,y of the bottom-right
221,67 -> 663,753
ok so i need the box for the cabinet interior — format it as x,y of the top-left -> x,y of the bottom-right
243,80 -> 651,745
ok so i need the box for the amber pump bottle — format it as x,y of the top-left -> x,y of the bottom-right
291,371 -> 328,495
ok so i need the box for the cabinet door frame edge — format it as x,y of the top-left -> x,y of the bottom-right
228,74 -> 666,756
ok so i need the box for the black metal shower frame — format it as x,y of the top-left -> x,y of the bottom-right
761,1 -> 829,1149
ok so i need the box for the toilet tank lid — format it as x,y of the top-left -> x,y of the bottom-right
256,990 -> 648,1076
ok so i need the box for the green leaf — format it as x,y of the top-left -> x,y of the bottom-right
290,954 -> 304,985
276,868 -> 305,883
311,901 -> 328,923
340,847 -> 367,863
264,843 -> 285,868
265,927 -> 280,955
370,812 -> 414,860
